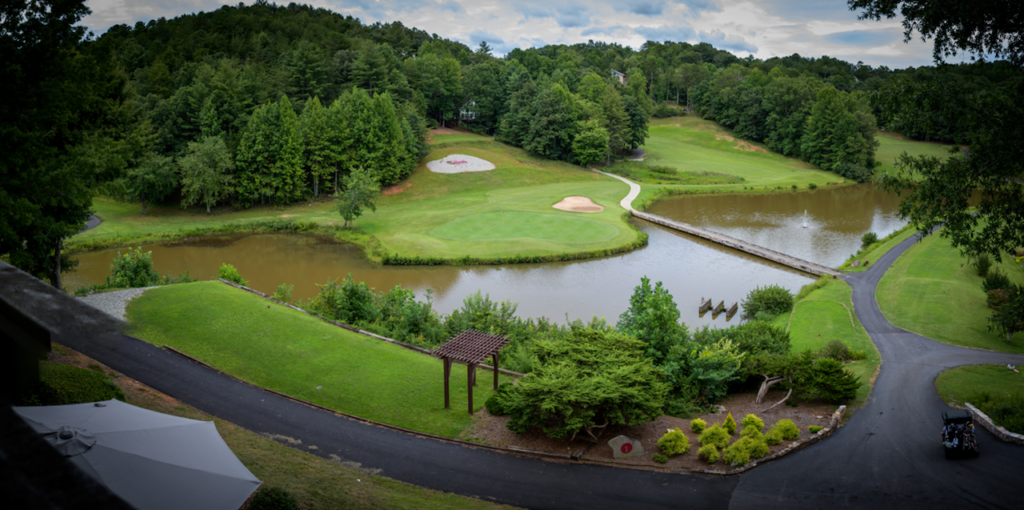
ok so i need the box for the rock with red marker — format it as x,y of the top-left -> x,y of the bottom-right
608,435 -> 645,459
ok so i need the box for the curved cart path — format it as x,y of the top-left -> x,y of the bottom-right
58,231 -> 1024,509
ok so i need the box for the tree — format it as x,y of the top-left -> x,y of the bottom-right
989,284 -> 1024,343
235,95 -> 304,206
617,276 -> 686,365
571,120 -> 609,167
178,136 -> 235,213
849,0 -> 1024,65
0,0 -> 128,289
852,0 -> 1024,259
623,94 -> 650,150
500,326 -> 669,440
120,155 -> 178,215
600,85 -> 629,162
299,96 -> 336,198
335,167 -> 380,227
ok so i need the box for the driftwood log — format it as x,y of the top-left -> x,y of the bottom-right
571,417 -> 610,443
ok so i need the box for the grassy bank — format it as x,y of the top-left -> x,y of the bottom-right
875,133 -> 954,171
936,364 -> 1024,434
877,232 -> 1024,352
775,277 -> 881,405
46,344 -> 516,510
126,281 -> 512,438
837,224 -> 920,273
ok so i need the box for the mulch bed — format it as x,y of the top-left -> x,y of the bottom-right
462,391 -> 836,472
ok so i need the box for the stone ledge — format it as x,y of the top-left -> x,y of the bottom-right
965,402 -> 1024,446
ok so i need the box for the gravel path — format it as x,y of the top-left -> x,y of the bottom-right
76,287 -> 157,321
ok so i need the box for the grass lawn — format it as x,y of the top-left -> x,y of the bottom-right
126,281 -> 512,438
936,364 -> 1024,408
427,132 -> 492,145
50,344 -> 516,510
876,231 -> 1024,352
875,133 -> 954,171
838,224 -> 920,273
774,278 -> 881,405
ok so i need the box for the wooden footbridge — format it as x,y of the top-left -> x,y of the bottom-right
596,170 -> 841,277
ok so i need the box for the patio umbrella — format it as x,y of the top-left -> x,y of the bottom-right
13,399 -> 261,510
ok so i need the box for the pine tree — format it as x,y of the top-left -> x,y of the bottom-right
300,96 -> 335,197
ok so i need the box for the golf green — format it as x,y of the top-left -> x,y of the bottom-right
430,211 -> 618,243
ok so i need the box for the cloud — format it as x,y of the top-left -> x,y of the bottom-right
581,25 -> 626,37
826,29 -> 898,46
553,4 -> 589,28
635,25 -> 697,43
699,29 -> 757,53
437,1 -> 463,13
516,4 -> 550,20
618,1 -> 665,16
468,29 -> 515,54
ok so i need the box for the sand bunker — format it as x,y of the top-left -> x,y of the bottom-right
553,196 -> 604,213
427,154 -> 495,173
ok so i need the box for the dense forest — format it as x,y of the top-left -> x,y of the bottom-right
4,0 -> 1021,286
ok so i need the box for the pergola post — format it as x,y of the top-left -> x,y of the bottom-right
492,354 -> 499,390
467,363 -> 476,414
443,357 -> 451,409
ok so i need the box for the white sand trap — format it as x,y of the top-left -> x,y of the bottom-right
427,154 -> 495,173
553,196 -> 604,213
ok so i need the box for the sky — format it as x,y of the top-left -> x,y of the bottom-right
81,0 -> 951,69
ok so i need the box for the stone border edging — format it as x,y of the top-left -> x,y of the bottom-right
212,279 -> 525,378
965,403 -> 1024,446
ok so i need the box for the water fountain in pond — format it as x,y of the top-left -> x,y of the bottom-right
802,210 -> 808,229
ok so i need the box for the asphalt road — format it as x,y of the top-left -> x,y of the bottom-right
60,231 -> 1024,509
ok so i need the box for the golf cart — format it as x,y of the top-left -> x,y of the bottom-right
942,409 -> 979,458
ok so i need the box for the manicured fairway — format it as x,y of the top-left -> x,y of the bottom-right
875,133 -> 954,171
127,281 -> 512,437
877,231 -> 1024,352
431,212 -> 618,243
775,278 -> 881,405
936,364 -> 1024,408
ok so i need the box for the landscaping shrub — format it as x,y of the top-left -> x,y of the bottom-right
809,425 -> 823,433
773,419 -> 801,440
974,253 -> 992,278
108,247 -> 160,288
745,436 -> 770,459
723,413 -> 737,435
250,487 -> 299,510
987,289 -> 1009,310
18,361 -> 125,406
657,428 -> 691,456
697,444 -> 719,463
741,284 -> 794,319
982,269 -> 1011,293
740,414 -> 764,437
861,232 -> 878,247
272,283 -> 294,303
699,424 -> 730,449
804,357 -> 861,404
833,162 -> 873,183
690,418 -> 707,434
484,383 -> 515,416
501,327 -> 668,439
217,263 -> 248,286
652,453 -> 669,464
808,183 -> 817,189
765,426 -> 783,445
820,339 -> 854,361
722,440 -> 751,466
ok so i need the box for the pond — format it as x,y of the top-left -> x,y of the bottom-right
646,183 -> 907,268
66,184 -> 906,328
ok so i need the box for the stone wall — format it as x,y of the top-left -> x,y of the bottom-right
965,402 -> 1024,446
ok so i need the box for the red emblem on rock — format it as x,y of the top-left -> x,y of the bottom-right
621,443 -> 632,454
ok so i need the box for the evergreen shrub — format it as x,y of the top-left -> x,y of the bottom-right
724,413 -> 737,435
249,487 -> 299,510
217,263 -> 248,286
699,424 -> 730,449
657,428 -> 691,456
974,253 -> 992,278
740,414 -> 764,437
690,418 -> 707,434
809,425 -> 823,433
697,444 -> 719,463
765,426 -> 783,445
722,440 -> 751,466
741,284 -> 794,318
983,269 -> 1011,293
652,453 -> 669,464
773,419 -> 800,440
861,232 -> 878,247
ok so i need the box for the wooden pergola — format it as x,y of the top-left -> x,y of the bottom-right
433,330 -> 510,414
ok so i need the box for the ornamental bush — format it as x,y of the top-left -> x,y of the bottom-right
974,253 -> 992,278
820,339 -> 854,361
690,418 -> 707,434
250,487 -> 299,510
217,263 -> 248,286
699,424 -> 730,449
983,269 -> 1011,294
809,425 -> 823,433
108,247 -> 160,288
773,419 -> 800,440
652,453 -> 669,464
658,428 -> 691,456
765,426 -> 783,445
741,284 -> 794,319
861,232 -> 878,247
740,414 -> 764,437
697,444 -> 719,463
722,440 -> 751,466
724,413 -> 737,435
485,383 -> 515,416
